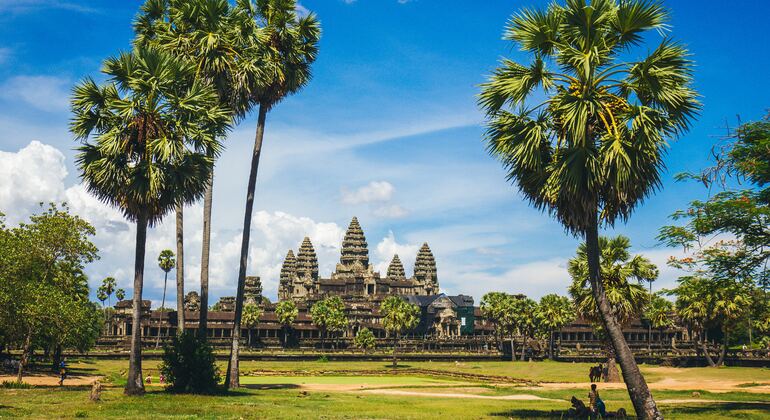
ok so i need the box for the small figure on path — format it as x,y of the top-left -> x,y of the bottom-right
58,359 -> 67,386
589,384 -> 607,418
145,374 -> 152,384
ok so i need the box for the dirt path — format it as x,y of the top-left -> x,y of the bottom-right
0,374 -> 99,386
526,379 -> 770,394
359,388 -> 559,401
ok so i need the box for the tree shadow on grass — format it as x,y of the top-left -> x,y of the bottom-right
240,384 -> 301,391
663,402 -> 770,416
383,364 -> 413,369
489,409 -> 574,418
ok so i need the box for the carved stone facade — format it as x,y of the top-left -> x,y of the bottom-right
277,217 -> 440,302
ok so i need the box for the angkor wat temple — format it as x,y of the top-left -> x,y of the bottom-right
100,217 -> 688,356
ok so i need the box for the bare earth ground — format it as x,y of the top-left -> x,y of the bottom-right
0,374 -> 99,386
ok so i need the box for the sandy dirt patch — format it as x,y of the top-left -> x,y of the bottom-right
0,374 -> 100,387
526,379 -> 770,394
358,388 -> 560,401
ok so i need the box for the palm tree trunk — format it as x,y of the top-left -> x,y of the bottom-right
520,336 -> 526,361
226,103 -> 268,389
548,328 -> 554,360
510,336 -> 515,361
175,205 -> 185,335
717,328 -> 728,367
700,328 -> 717,367
392,334 -> 398,368
125,214 -> 148,396
155,271 -> 169,349
199,174 -> 214,339
585,216 -> 660,419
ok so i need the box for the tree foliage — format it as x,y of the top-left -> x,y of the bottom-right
354,327 -> 376,352
160,331 -> 221,394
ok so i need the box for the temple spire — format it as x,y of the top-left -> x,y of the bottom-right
414,242 -> 438,291
296,237 -> 319,281
340,216 -> 369,268
387,254 -> 406,282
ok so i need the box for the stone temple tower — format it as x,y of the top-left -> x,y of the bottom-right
413,243 -> 439,295
278,250 -> 296,301
340,216 -> 369,269
295,237 -> 318,297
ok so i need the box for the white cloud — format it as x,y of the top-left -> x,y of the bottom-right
0,0 -> 98,14
372,204 -> 408,219
295,3 -> 310,18
373,230 -> 421,275
341,181 -> 395,205
0,75 -> 70,113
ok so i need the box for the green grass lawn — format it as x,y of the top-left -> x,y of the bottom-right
2,358 -> 768,419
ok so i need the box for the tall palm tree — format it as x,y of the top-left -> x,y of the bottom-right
478,0 -> 698,416
134,0 -> 246,337
275,299 -> 298,345
71,46 -> 229,395
536,294 -> 575,360
225,0 -> 320,389
645,294 -> 673,349
156,249 -> 175,348
101,276 -> 117,307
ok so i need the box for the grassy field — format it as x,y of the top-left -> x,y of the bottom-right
1,358 -> 769,419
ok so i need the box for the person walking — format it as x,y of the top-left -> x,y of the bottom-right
58,359 -> 67,386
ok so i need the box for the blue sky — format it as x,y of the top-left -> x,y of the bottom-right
0,0 -> 768,306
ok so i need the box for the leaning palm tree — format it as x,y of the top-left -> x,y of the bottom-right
71,46 -> 229,395
134,0 -> 246,337
225,0 -> 320,389
478,0 -> 698,416
569,235 -> 654,381
156,249 -> 175,348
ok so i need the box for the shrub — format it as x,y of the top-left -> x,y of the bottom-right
159,331 -> 220,394
317,355 -> 329,363
1,381 -> 33,389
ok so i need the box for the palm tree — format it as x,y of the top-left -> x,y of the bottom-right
569,235 -> 654,381
478,0 -> 698,416
645,294 -> 673,350
275,299 -> 298,346
101,277 -> 117,307
96,286 -> 108,308
536,294 -> 575,360
225,0 -> 320,389
134,0 -> 246,338
156,249 -> 175,348
115,288 -> 126,302
380,296 -> 420,368
71,46 -> 229,395
242,303 -> 262,347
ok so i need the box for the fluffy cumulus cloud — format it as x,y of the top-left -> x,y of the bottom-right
373,231 -> 421,275
0,75 -> 71,112
0,141 -> 68,224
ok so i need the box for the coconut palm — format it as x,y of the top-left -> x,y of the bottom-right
134,0 -> 248,337
156,249 -> 175,348
101,277 -> 117,307
536,294 -> 575,360
225,0 -> 320,389
478,0 -> 698,416
71,46 -> 229,395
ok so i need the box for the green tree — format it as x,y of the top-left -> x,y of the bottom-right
101,277 -> 117,307
134,0 -> 247,337
96,286 -> 108,308
354,327 -> 376,353
275,299 -> 298,346
242,303 -> 262,347
511,297 -> 538,361
71,47 -> 229,395
226,0 -> 321,389
0,204 -> 102,383
669,276 -> 751,366
568,235 -> 655,381
310,296 -> 347,352
480,292 -> 509,352
115,288 -> 126,302
380,296 -> 420,368
478,0 -> 698,415
535,294 -> 575,360
156,249 -> 175,348
644,294 -> 673,348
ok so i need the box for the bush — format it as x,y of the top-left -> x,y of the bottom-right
159,331 -> 220,394
2,381 -> 34,389
317,355 -> 329,363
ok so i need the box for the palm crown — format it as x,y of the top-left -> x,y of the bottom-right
158,249 -> 175,272
71,47 -> 231,225
569,235 -> 656,324
479,0 -> 699,234
234,0 -> 321,112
